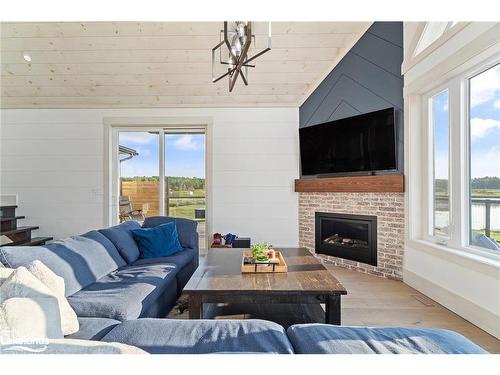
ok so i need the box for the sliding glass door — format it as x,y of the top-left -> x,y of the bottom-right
115,127 -> 206,253
165,131 -> 206,253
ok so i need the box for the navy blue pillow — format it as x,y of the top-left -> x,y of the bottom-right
131,222 -> 183,259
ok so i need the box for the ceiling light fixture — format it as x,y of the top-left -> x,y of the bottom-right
212,22 -> 271,92
22,52 -> 32,62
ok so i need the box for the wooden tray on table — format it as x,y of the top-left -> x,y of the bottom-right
241,250 -> 288,273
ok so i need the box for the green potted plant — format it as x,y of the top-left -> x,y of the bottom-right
251,242 -> 271,264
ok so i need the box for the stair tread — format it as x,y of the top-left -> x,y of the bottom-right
0,225 -> 39,236
0,216 -> 25,222
0,236 -> 53,247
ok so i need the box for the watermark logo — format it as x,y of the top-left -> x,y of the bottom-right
0,336 -> 49,353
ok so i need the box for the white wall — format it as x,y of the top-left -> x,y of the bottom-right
403,22 -> 500,338
0,108 -> 300,247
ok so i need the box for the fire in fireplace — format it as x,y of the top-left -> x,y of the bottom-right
315,212 -> 377,266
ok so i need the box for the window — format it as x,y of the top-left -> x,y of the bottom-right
430,90 -> 450,238
414,22 -> 459,56
421,58 -> 500,257
468,64 -> 500,251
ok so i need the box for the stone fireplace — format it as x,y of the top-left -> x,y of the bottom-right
299,192 -> 404,280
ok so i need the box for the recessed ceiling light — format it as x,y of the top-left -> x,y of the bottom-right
22,52 -> 32,62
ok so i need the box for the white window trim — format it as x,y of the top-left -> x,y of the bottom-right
402,22 -> 470,75
413,22 -> 463,58
408,51 -> 500,263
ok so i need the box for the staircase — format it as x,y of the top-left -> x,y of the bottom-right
0,205 -> 53,247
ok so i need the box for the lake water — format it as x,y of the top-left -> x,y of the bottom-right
436,203 -> 500,231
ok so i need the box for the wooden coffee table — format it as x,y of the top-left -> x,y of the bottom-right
184,247 -> 347,324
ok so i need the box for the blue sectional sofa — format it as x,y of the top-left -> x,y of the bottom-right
0,216 -> 199,322
0,216 -> 488,354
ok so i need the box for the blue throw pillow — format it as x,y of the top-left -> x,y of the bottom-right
131,222 -> 183,259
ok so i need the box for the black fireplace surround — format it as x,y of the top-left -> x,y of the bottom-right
315,212 -> 377,266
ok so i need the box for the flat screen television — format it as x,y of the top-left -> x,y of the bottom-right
299,108 -> 397,177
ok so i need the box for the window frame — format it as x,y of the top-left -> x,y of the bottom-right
421,55 -> 500,259
462,58 -> 500,256
423,85 -> 453,244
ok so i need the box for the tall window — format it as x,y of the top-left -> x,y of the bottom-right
430,90 -> 450,238
468,64 -> 500,251
422,59 -> 500,257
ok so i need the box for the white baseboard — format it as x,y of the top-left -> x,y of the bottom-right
404,268 -> 500,339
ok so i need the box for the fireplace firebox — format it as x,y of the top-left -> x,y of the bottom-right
315,212 -> 377,266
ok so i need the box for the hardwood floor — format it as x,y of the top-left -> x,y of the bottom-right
326,264 -> 500,353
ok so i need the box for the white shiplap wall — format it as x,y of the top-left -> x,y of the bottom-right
0,108 -> 299,246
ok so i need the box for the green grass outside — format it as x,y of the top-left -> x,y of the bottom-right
166,190 -> 205,220
168,203 -> 205,221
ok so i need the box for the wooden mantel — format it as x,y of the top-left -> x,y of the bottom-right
294,174 -> 404,193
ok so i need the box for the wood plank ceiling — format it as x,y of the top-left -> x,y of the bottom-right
0,22 -> 371,108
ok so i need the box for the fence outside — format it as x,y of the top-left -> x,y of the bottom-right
121,180 -> 205,220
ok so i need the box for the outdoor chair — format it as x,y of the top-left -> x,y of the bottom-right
119,196 -> 148,223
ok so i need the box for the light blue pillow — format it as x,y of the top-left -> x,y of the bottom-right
131,222 -> 183,259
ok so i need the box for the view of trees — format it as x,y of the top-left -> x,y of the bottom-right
435,177 -> 500,195
471,177 -> 500,190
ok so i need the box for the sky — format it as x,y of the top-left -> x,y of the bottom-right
119,132 -> 205,178
469,64 -> 500,179
434,63 -> 500,179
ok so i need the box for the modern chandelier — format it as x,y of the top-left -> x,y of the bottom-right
212,22 -> 272,92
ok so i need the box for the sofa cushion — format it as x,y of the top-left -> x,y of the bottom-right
99,221 -> 141,264
0,267 -> 63,340
81,230 -> 127,268
0,236 -> 123,296
25,260 -> 79,335
0,268 -> 14,283
67,263 -> 177,321
66,317 -> 121,341
132,247 -> 197,270
0,338 -> 147,354
131,222 -> 183,259
142,216 -> 198,249
102,318 -> 294,354
286,324 -> 488,354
